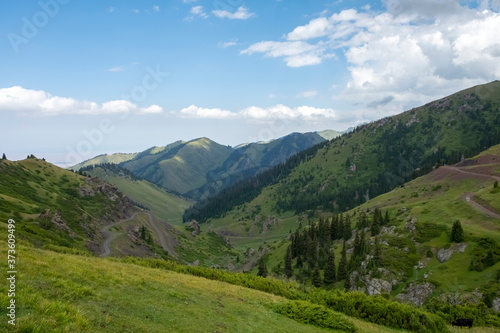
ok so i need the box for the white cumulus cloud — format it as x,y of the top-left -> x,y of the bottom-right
242,1 -> 500,111
0,86 -> 163,116
177,104 -> 336,121
212,6 -> 255,20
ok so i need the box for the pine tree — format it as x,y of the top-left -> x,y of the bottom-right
383,210 -> 390,225
372,236 -> 382,267
307,235 -> 318,267
330,216 -> 339,241
358,211 -> 368,229
495,181 -> 499,189
485,249 -> 495,267
343,215 -> 352,240
312,266 -> 322,287
450,220 -> 464,242
257,257 -> 268,278
1,153 -> 6,160
318,246 -> 327,269
323,249 -> 336,285
344,273 -> 352,291
285,246 -> 293,278
295,255 -> 303,269
338,241 -> 348,280
371,210 -> 381,236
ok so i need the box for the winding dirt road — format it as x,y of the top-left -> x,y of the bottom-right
440,166 -> 500,219
100,211 -> 178,257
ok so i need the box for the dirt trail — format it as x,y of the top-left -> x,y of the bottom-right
100,212 -> 141,256
144,212 -> 178,258
463,193 -> 500,219
100,211 -> 178,257
443,166 -> 500,182
442,165 -> 500,219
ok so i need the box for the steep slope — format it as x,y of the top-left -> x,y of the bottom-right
187,81 -> 500,225
0,157 -> 136,253
71,152 -> 138,170
188,131 -> 335,199
0,238 -> 414,333
121,137 -> 234,195
79,163 -> 192,224
260,143 -> 500,318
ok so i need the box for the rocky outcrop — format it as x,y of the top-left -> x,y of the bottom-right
78,186 -> 95,197
492,298 -> 500,313
261,216 -> 279,235
397,283 -> 435,306
437,247 -> 454,263
366,278 -> 393,295
51,209 -> 76,238
189,220 -> 201,237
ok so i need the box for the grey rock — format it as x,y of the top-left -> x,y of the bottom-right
367,278 -> 392,295
437,248 -> 454,263
397,282 -> 435,306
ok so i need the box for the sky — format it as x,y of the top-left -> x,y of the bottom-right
0,0 -> 499,166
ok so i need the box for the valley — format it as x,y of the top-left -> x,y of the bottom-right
1,82 -> 500,332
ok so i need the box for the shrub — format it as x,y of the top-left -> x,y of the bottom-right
273,300 -> 356,332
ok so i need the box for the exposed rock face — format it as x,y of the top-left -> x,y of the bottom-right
78,186 -> 95,197
456,242 -> 468,253
414,258 -> 430,269
397,283 -> 435,306
366,278 -> 393,295
492,298 -> 500,313
51,209 -> 76,238
39,209 -> 51,219
437,247 -> 454,263
189,220 -> 201,237
261,216 -> 278,235
406,114 -> 419,127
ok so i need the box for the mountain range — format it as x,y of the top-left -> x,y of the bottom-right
2,81 -> 500,331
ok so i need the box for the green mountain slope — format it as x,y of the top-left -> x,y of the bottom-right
0,157 -> 135,253
71,152 -> 138,170
120,137 -> 234,195
259,143 -> 500,320
187,81 -> 500,226
79,163 -> 192,224
0,238 -> 446,333
188,132 -> 334,200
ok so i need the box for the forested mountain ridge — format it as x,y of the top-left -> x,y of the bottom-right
185,81 -> 500,224
72,131 -> 341,200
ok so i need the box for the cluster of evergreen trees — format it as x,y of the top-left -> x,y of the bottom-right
285,209 -> 389,288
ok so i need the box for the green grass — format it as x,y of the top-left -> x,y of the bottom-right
86,166 -> 192,224
0,238 -> 407,333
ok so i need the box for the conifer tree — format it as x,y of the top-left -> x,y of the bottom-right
318,246 -> 327,269
330,216 -> 339,241
312,266 -> 322,287
384,210 -> 390,225
1,153 -> 6,160
343,215 -> 352,240
257,257 -> 268,278
372,236 -> 382,268
371,210 -> 381,236
450,220 -> 464,242
358,211 -> 368,229
307,235 -> 318,267
323,249 -> 336,285
338,241 -> 348,280
344,273 -> 352,291
285,246 -> 293,278
485,249 -> 495,267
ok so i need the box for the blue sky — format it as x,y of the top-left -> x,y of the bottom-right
0,0 -> 499,166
